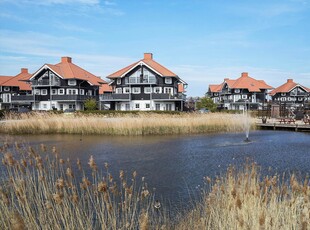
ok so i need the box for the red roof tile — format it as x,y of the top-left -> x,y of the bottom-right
209,83 -> 223,93
99,84 -> 113,94
107,53 -> 178,78
33,57 -> 106,86
270,79 -> 309,96
0,76 -> 14,85
231,72 -> 273,92
1,69 -> 32,90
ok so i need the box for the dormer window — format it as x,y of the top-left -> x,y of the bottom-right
68,79 -> 76,86
117,78 -> 121,85
281,93 -> 286,96
235,89 -> 240,93
165,77 -> 172,84
4,87 -> 10,91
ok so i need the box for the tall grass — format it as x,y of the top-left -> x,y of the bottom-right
0,112 -> 254,135
0,143 -> 308,229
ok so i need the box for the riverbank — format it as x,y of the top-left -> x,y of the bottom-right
1,143 -> 308,229
0,112 -> 254,135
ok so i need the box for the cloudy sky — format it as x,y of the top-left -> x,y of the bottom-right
0,0 -> 309,96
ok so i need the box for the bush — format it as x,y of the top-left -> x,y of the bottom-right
84,98 -> 97,110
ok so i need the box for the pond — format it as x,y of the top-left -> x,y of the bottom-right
1,130 -> 309,210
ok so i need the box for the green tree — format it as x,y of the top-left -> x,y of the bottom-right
196,97 -> 217,112
84,98 -> 97,110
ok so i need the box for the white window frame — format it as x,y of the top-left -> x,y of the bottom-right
123,87 -> 131,94
117,78 -> 121,85
80,89 -> 85,95
68,79 -> 76,86
132,87 -> 141,94
242,95 -> 247,99
34,89 -> 41,95
145,103 -> 150,109
51,89 -> 57,95
116,88 -> 122,94
165,77 -> 172,84
135,103 -> 140,109
154,87 -> 162,94
58,89 -> 65,95
41,89 -> 48,95
88,90 -> 92,96
67,89 -> 78,95
43,104 -> 47,109
164,87 -> 173,95
281,93 -> 286,96
235,89 -> 240,93
144,87 -> 152,94
4,87 -> 10,91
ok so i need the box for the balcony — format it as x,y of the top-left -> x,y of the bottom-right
151,93 -> 185,100
11,95 -> 97,102
11,95 -> 35,102
32,79 -> 61,87
100,94 -> 130,101
127,76 -> 157,85
52,95 -> 97,101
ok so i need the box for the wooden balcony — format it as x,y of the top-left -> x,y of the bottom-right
32,79 -> 61,87
100,94 -> 130,101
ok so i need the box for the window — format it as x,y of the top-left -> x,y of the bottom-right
88,90 -> 92,96
154,87 -> 162,94
281,93 -> 286,96
58,89 -> 65,95
116,104 -> 121,110
125,104 -> 130,111
67,89 -> 77,95
117,78 -> 121,85
132,87 -> 141,94
165,104 -> 172,111
214,93 -> 218,96
69,104 -> 76,109
123,87 -> 131,94
165,77 -> 172,84
60,104 -> 63,110
41,89 -> 47,95
144,87 -> 152,94
34,89 -> 40,95
43,104 -> 47,109
235,89 -> 240,93
155,103 -> 160,110
68,79 -> 76,86
4,87 -> 10,91
80,89 -> 84,95
242,95 -> 247,99
145,103 -> 150,109
135,103 -> 140,109
116,88 -> 122,94
164,87 -> 173,95
51,89 -> 57,95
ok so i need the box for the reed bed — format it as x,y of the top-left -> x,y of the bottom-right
0,112 -> 254,135
0,143 -> 168,230
0,143 -> 309,229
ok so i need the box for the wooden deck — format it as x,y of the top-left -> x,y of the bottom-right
257,122 -> 310,132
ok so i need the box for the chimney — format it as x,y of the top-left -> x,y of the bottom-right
287,79 -> 293,83
61,57 -> 72,63
144,53 -> 153,60
241,72 -> 248,78
224,78 -> 229,81
21,68 -> 28,73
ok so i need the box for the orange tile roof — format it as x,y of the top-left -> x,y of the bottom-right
0,76 -> 13,85
99,84 -> 113,94
231,72 -> 273,92
107,53 -> 178,78
178,83 -> 186,93
1,69 -> 32,90
269,79 -> 309,96
209,83 -> 223,93
33,57 -> 106,86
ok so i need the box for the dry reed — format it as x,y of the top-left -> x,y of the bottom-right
0,112 -> 255,135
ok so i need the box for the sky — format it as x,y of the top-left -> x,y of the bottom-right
0,0 -> 309,96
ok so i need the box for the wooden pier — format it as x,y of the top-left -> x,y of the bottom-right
257,122 -> 310,132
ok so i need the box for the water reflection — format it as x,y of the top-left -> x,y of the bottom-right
1,131 -> 309,210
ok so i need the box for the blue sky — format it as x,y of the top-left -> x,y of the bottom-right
0,0 -> 309,96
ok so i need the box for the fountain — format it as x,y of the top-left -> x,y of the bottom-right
243,101 -> 251,142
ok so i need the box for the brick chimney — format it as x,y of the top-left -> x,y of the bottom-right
224,78 -> 229,81
241,72 -> 248,78
21,68 -> 28,73
61,57 -> 72,63
287,79 -> 293,83
144,53 -> 153,60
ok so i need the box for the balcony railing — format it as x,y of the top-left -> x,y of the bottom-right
11,95 -> 35,102
32,79 -> 61,87
100,94 -> 130,101
127,76 -> 157,85
151,93 -> 185,100
11,95 -> 96,102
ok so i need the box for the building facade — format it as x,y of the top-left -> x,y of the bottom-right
0,68 -> 32,110
100,53 -> 187,111
208,72 -> 273,110
11,57 -> 107,111
270,79 -> 310,107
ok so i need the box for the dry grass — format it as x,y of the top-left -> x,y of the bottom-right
0,143 -> 168,230
0,112 -> 255,135
1,143 -> 308,229
175,162 -> 310,230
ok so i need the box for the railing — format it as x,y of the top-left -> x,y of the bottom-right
11,95 -> 35,101
127,76 -> 157,85
100,94 -> 130,101
52,95 -> 97,101
32,79 -> 61,86
151,93 -> 184,100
